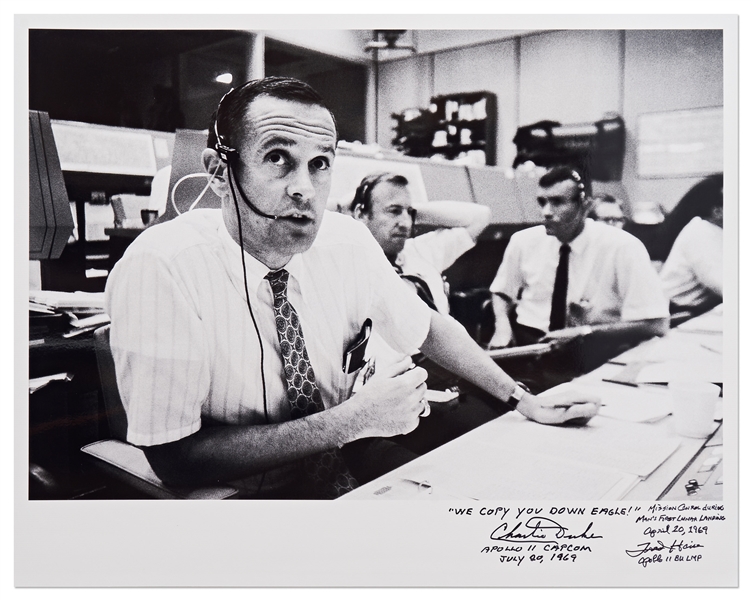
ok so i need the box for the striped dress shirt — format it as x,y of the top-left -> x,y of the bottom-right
105,209 -> 432,489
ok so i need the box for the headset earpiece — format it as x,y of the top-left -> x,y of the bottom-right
215,142 -> 236,163
213,108 -> 237,162
569,168 -> 586,201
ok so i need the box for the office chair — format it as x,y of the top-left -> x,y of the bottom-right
81,325 -> 238,499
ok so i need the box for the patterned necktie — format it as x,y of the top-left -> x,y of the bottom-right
265,269 -> 358,499
549,243 -> 571,331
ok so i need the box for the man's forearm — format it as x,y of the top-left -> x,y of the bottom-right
419,312 -> 517,404
141,361 -> 429,487
489,294 -> 515,348
419,313 -> 602,426
545,317 -> 668,348
414,201 -> 490,239
143,402 -> 363,487
581,317 -> 668,341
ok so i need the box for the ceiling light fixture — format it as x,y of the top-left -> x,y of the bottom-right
364,30 -> 417,54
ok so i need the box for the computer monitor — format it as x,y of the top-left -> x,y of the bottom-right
29,110 -> 74,260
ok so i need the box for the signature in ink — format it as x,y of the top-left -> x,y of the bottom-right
625,539 -> 705,557
490,517 -> 603,543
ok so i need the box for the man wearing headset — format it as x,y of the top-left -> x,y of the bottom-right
350,172 -> 490,315
488,166 -> 669,350
106,78 -> 599,499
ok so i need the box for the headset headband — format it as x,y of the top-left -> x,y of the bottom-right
213,81 -> 256,161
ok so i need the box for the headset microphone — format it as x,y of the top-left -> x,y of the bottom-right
227,165 -> 280,220
214,104 -> 280,221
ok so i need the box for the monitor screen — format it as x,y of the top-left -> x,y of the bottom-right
29,110 -> 74,260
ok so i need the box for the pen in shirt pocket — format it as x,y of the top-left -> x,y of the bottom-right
361,357 -> 376,384
351,356 -> 376,394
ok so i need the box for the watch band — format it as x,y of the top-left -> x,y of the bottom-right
507,382 -> 530,410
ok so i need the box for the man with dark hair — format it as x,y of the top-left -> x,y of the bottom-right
350,171 -> 490,315
106,78 -> 599,500
489,166 -> 669,348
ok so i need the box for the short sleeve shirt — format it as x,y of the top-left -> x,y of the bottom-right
105,209 -> 433,449
660,217 -> 723,310
489,219 -> 669,332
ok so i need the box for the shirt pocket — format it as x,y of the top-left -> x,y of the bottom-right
337,365 -> 363,404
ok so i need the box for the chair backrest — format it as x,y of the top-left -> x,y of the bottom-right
94,325 -> 129,441
158,129 -> 222,224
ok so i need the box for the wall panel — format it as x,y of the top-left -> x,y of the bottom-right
518,29 -> 622,126
622,29 -> 724,213
376,55 -> 433,149
434,40 -> 518,169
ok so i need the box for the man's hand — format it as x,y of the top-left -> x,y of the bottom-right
517,388 -> 601,426
488,295 -> 515,348
347,357 -> 428,439
487,331 -> 513,349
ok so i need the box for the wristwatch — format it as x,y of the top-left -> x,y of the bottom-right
507,382 -> 531,410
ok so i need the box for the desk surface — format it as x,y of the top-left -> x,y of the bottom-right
342,306 -> 724,502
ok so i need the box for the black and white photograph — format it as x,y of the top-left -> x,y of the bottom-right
14,10 -> 739,589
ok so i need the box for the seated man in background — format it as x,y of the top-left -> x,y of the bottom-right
488,166 -> 669,351
590,193 -> 627,229
350,172 -> 490,315
660,176 -> 723,317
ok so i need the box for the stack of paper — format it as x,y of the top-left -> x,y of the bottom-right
29,290 -> 109,341
603,333 -> 722,386
29,372 -> 73,394
30,290 -> 105,313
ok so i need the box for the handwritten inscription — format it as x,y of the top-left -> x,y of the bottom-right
490,517 -> 602,543
446,503 -> 724,568
623,503 -> 722,568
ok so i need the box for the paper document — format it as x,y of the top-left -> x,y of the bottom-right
468,411 -> 680,479
67,312 -> 110,329
677,304 -> 723,334
613,332 -> 722,364
425,444 -> 639,501
635,359 -> 722,385
346,440 -> 639,501
604,353 -> 722,386
557,380 -> 673,423
29,290 -> 105,311
29,301 -> 56,314
29,372 -> 72,393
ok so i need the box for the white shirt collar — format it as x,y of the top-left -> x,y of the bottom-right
216,217 -> 309,300
565,218 -> 592,256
